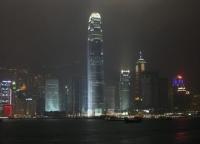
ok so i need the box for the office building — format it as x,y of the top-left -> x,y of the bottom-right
133,51 -> 146,109
87,12 -> 104,116
119,70 -> 131,112
45,79 -> 60,112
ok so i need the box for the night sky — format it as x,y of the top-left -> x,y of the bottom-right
0,0 -> 200,92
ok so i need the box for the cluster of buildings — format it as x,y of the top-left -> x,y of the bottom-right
0,12 -> 199,118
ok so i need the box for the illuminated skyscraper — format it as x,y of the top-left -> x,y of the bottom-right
45,79 -> 60,112
172,75 -> 190,111
0,81 -> 12,105
119,70 -> 131,112
0,80 -> 13,117
133,51 -> 146,109
87,12 -> 104,116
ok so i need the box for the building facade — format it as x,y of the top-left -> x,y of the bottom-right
104,84 -> 116,114
119,70 -> 131,112
87,12 -> 104,116
0,80 -> 13,117
133,51 -> 146,110
45,79 -> 60,112
172,75 -> 190,112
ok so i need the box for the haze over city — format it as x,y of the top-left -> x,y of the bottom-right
0,1 -> 200,143
0,0 -> 200,93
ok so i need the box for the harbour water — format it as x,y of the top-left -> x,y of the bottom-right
0,118 -> 200,144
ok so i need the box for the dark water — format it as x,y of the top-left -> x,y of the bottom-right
0,119 -> 200,144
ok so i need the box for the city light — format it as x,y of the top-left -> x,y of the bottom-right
177,75 -> 183,79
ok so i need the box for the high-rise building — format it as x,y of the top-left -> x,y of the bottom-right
0,80 -> 12,105
158,78 -> 170,112
64,78 -> 83,116
0,80 -> 13,117
104,84 -> 116,114
45,79 -> 60,112
140,72 -> 160,111
172,75 -> 190,111
190,94 -> 200,111
132,52 -> 170,112
133,51 -> 146,109
119,70 -> 131,112
87,12 -> 104,116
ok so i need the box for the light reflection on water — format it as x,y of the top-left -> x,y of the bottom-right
175,131 -> 189,143
0,119 -> 200,144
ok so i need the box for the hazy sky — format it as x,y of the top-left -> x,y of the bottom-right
0,0 -> 200,92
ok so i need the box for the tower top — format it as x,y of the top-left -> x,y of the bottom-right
89,12 -> 101,22
139,51 -> 144,60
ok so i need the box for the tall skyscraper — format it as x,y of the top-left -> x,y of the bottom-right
133,51 -> 146,109
140,72 -> 159,111
119,70 -> 131,112
87,12 -> 104,116
45,79 -> 60,112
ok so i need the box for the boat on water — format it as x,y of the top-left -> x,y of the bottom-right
124,116 -> 143,123
105,116 -> 124,121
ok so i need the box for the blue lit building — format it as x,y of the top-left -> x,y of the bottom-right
87,12 -> 104,116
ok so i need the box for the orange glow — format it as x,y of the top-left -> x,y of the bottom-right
20,83 -> 27,91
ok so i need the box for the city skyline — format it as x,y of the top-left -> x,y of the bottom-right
0,1 -> 200,144
0,0 -> 199,94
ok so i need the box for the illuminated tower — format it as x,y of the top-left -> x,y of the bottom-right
133,51 -> 146,109
0,80 -> 13,117
119,70 -> 131,112
45,79 -> 60,112
136,51 -> 146,73
172,75 -> 190,111
87,12 -> 104,116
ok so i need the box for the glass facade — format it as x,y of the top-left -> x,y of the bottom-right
45,79 -> 60,112
133,51 -> 146,109
119,70 -> 131,112
87,12 -> 104,116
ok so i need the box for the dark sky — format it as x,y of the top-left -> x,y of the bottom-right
0,0 -> 200,92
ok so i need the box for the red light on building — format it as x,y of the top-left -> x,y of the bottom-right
3,104 -> 13,117
177,75 -> 183,79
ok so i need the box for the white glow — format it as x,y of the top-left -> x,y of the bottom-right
121,70 -> 130,74
87,80 -> 93,116
87,109 -> 93,117
45,79 -> 60,112
2,80 -> 12,83
186,91 -> 190,95
143,110 -> 150,113
89,12 -> 101,22
26,98 -> 32,101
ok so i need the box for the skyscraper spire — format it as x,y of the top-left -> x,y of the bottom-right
136,50 -> 146,72
139,50 -> 143,60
